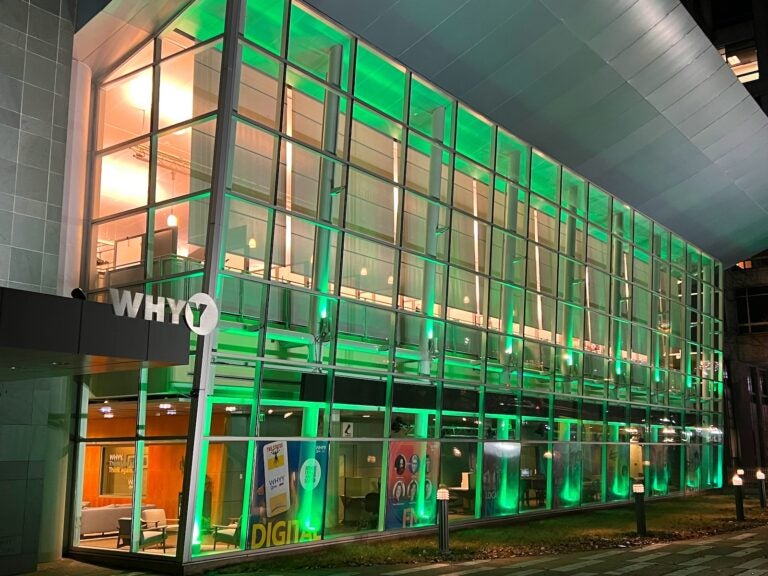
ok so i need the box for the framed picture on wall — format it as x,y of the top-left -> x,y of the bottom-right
99,445 -> 148,497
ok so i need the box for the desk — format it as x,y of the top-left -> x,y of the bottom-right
520,476 -> 546,507
582,478 -> 601,502
340,496 -> 366,525
447,488 -> 473,514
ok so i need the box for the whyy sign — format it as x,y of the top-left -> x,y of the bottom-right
109,289 -> 219,336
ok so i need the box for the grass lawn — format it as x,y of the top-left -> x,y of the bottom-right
210,493 -> 768,574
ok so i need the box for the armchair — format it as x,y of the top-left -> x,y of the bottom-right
141,508 -> 179,533
117,517 -> 167,552
212,519 -> 241,550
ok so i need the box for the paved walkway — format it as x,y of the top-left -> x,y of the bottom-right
29,525 -> 768,576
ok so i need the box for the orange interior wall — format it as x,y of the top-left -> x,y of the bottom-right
82,414 -> 188,518
82,411 -> 237,522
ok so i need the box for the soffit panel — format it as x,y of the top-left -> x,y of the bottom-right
586,0 -> 680,62
398,0 -> 532,78
628,28 -> 713,97
307,0 -> 768,264
645,51 -> 723,112
608,4 -> 695,79
702,111 -> 768,161
74,0 -> 185,80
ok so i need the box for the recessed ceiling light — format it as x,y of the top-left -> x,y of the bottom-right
727,55 -> 741,65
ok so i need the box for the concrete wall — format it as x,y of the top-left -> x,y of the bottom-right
0,0 -> 73,293
0,379 -> 69,575
0,1 -> 75,574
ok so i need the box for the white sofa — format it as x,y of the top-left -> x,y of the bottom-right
80,504 -> 155,537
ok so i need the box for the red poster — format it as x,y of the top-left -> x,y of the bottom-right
385,441 -> 440,529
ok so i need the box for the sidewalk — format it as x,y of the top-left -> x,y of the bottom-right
29,525 -> 768,576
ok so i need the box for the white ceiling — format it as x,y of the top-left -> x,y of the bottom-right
305,0 -> 768,266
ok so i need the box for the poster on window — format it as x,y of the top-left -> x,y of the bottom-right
248,440 -> 328,549
385,441 -> 440,529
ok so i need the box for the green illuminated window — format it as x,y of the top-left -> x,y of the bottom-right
354,43 -> 405,121
244,0 -> 284,55
163,0 -> 226,49
230,120 -> 277,203
409,76 -> 453,146
531,150 -> 559,203
587,184 -> 610,229
496,129 -> 529,187
561,169 -> 586,217
493,178 -> 527,236
405,131 -> 451,203
456,105 -> 493,168
238,43 -> 281,128
288,3 -> 351,90
285,66 -> 348,157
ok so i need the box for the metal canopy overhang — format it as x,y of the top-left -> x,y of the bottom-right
304,0 -> 768,266
0,288 -> 189,382
76,0 -> 768,265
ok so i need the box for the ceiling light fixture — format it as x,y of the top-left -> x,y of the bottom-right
166,211 -> 178,227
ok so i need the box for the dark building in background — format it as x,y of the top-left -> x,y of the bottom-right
724,252 -> 768,471
682,0 -> 768,112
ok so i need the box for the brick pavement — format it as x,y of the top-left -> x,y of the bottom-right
28,525 -> 768,576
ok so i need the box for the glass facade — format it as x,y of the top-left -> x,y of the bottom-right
73,0 -> 724,564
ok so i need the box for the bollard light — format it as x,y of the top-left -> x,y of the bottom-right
733,473 -> 746,521
633,482 -> 647,536
757,470 -> 767,508
437,488 -> 450,555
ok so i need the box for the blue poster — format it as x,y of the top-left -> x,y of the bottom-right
248,440 -> 328,549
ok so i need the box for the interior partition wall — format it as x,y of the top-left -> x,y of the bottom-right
71,0 -> 725,566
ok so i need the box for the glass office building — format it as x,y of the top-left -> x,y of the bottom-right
72,0 -> 724,566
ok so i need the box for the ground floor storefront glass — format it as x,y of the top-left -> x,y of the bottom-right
69,365 -> 722,559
